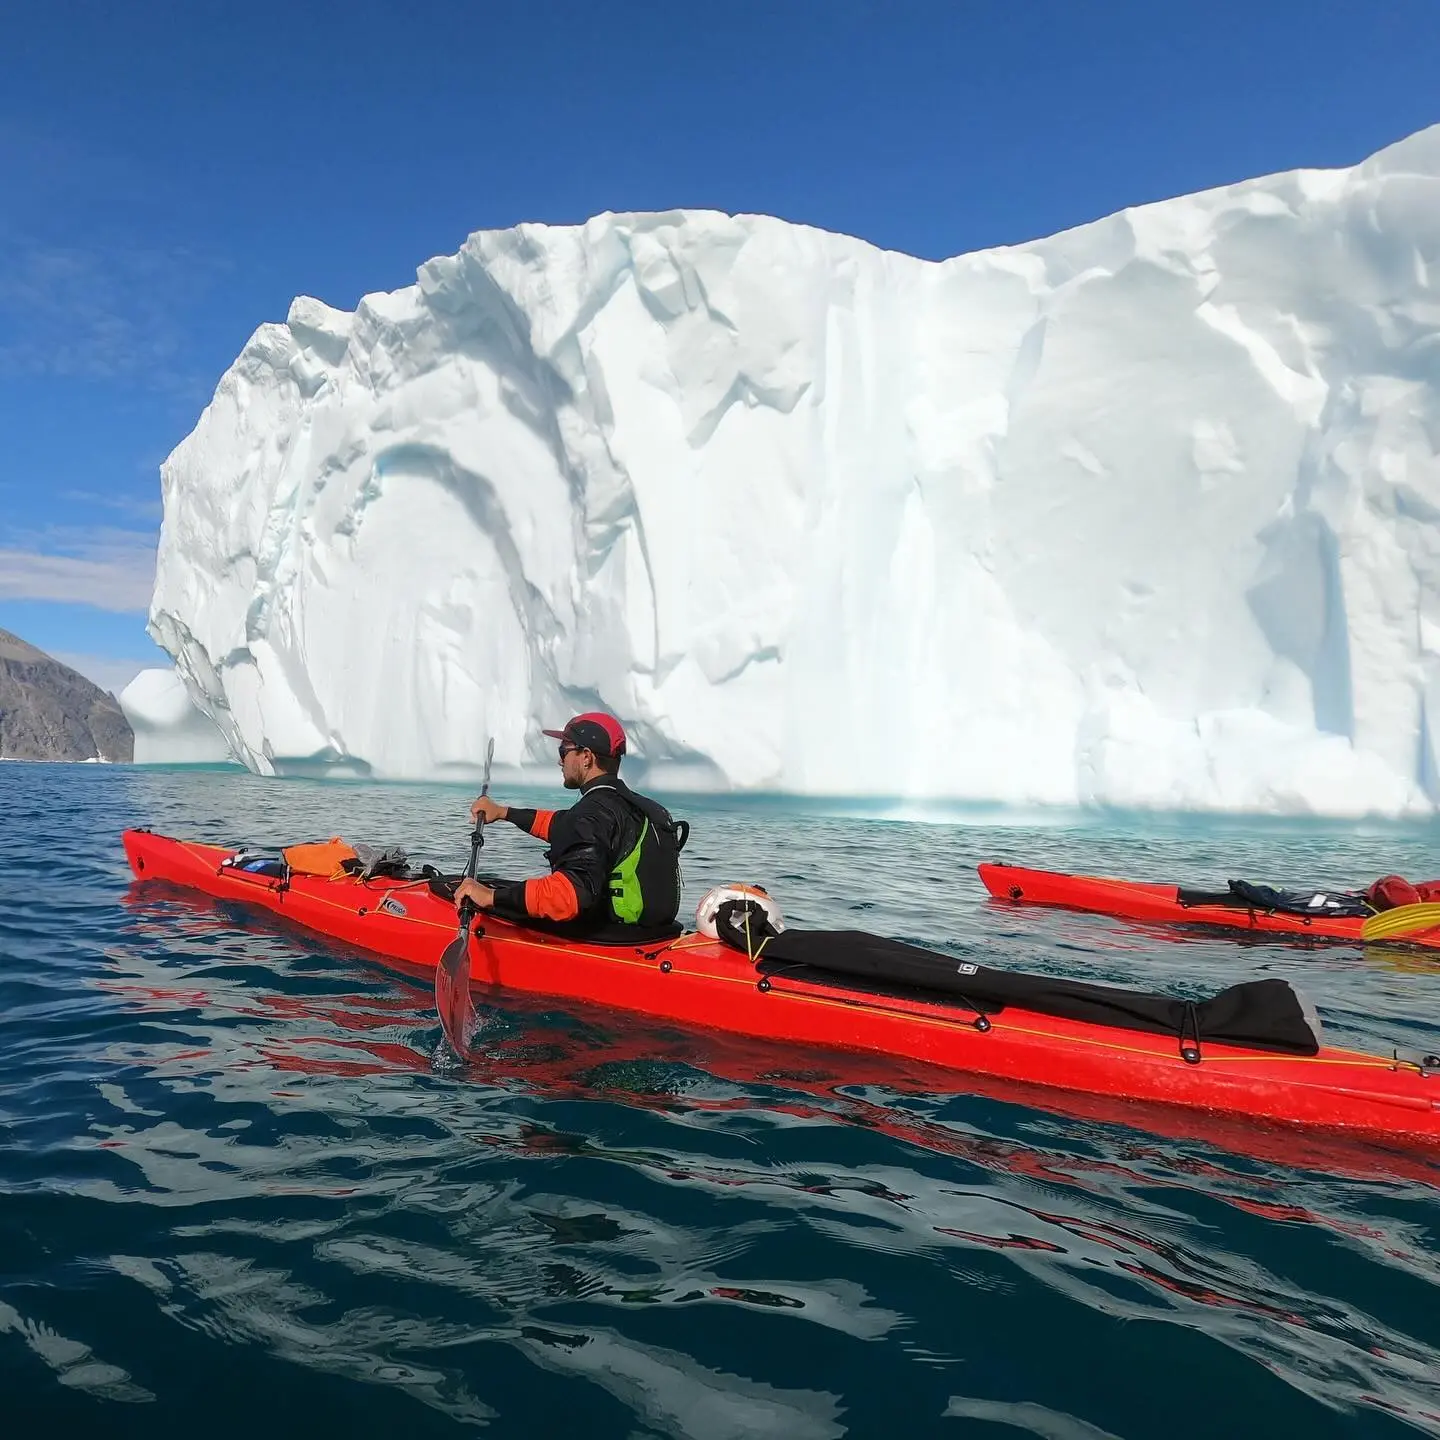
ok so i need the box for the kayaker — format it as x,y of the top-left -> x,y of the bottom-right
453,712 -> 689,937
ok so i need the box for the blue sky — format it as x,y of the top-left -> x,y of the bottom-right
3,0 -> 1437,694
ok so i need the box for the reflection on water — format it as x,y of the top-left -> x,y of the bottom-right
1,763 -> 1439,1436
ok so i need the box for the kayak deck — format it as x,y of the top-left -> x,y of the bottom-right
123,830 -> 1440,1147
976,861 -> 1440,948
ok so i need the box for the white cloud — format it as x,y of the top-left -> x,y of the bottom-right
0,528 -> 156,611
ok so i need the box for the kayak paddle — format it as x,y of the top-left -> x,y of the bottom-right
435,737 -> 495,1059
1360,901 -> 1440,942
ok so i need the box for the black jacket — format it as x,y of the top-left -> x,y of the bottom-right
492,776 -> 651,927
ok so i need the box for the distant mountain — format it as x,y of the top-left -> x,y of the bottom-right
0,630 -> 133,762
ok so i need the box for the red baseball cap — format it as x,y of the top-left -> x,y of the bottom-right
542,711 -> 627,758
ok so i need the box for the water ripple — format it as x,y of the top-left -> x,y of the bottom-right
2,764 -> 1439,1435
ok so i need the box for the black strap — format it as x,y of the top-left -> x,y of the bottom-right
599,778 -> 688,849
1179,1002 -> 1202,1064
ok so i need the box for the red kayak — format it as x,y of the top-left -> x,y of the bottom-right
978,861 -> 1440,949
123,830 -> 1440,1147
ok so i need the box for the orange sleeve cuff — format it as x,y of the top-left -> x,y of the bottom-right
529,809 -> 556,841
524,871 -> 580,921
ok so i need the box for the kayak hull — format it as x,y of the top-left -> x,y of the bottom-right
124,831 -> 1440,1147
978,861 -> 1440,948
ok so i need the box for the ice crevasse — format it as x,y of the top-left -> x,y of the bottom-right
144,125 -> 1440,815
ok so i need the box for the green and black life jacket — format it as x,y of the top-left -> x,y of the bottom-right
604,780 -> 690,926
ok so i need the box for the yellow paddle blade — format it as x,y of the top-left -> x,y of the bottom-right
1360,901 -> 1440,941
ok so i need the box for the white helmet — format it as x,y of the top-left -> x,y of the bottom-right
695,884 -> 785,939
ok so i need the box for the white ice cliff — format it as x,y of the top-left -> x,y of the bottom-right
121,668 -> 234,765
149,125 -> 1440,813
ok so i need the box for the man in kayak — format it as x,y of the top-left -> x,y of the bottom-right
453,712 -> 689,938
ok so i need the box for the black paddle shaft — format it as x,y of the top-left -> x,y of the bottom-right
457,825 -> 485,928
458,735 -> 495,926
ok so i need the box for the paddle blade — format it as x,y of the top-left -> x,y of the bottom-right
1360,901 -> 1440,942
435,926 -> 476,1059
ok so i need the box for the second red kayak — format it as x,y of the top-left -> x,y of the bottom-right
978,861 -> 1440,948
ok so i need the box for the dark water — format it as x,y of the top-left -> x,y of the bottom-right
3,763 -> 1440,1437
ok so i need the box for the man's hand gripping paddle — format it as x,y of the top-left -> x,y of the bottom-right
436,737 -> 494,1060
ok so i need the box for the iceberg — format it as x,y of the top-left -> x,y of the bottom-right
121,667 -> 234,765
149,126 -> 1440,814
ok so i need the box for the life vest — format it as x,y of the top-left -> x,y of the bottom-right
604,784 -> 689,926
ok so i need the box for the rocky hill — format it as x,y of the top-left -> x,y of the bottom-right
0,629 -> 133,762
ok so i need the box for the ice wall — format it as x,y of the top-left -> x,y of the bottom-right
149,126 -> 1440,813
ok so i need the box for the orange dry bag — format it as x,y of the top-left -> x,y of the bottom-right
281,837 -> 358,878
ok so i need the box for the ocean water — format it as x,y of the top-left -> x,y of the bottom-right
3,762 -> 1440,1438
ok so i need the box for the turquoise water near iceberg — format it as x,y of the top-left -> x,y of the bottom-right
3,762 -> 1440,1436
